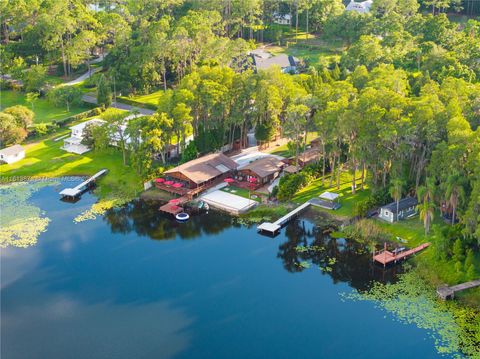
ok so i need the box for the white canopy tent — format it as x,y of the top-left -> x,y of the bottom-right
319,192 -> 340,201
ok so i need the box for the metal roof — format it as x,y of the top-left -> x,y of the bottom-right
381,197 -> 418,212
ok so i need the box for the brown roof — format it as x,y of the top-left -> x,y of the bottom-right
164,153 -> 237,184
240,156 -> 284,178
284,165 -> 300,174
298,148 -> 321,163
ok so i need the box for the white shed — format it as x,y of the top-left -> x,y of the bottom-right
0,144 -> 25,164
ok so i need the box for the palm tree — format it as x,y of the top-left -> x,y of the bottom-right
389,178 -> 404,220
417,178 -> 436,235
446,174 -> 465,225
418,200 -> 435,235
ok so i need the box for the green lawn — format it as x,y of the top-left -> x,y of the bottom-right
221,185 -> 261,202
292,170 -> 369,218
0,138 -> 142,198
0,90 -> 88,124
119,90 -> 163,109
267,132 -> 319,157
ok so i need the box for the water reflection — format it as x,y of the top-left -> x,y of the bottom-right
278,211 -> 403,291
104,200 -> 402,291
103,200 -> 235,240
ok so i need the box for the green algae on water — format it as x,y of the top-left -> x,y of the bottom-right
0,181 -> 57,248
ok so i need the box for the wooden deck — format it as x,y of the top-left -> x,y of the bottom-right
373,242 -> 430,267
437,279 -> 480,300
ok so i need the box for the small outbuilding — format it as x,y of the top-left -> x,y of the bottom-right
378,197 -> 418,223
0,144 -> 25,164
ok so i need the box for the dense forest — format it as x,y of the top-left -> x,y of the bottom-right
1,0 -> 480,272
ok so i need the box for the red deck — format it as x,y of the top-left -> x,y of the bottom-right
159,196 -> 188,215
373,242 -> 430,266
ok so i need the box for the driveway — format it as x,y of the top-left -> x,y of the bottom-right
82,95 -> 155,115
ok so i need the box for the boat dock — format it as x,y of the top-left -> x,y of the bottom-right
436,279 -> 480,300
373,242 -> 430,267
159,196 -> 188,216
258,202 -> 311,235
59,169 -> 108,199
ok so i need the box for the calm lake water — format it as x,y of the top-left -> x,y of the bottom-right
1,181 -> 445,358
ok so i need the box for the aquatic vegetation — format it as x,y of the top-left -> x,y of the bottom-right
0,181 -> 56,248
74,194 -> 133,223
298,261 -> 311,269
295,245 -> 324,253
343,272 -> 480,358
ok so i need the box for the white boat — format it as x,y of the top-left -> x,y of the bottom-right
176,212 -> 190,221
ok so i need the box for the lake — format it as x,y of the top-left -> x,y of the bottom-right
1,180 -> 447,358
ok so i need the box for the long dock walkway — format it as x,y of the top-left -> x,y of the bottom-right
60,169 -> 108,198
373,242 -> 430,267
437,279 -> 480,300
258,202 -> 311,235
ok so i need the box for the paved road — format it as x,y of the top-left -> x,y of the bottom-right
64,54 -> 106,85
82,95 -> 155,115
65,67 -> 102,85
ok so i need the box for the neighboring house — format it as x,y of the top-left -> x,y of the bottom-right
238,156 -> 285,185
164,153 -> 238,190
345,0 -> 373,13
252,53 -> 298,73
273,13 -> 291,25
0,144 -> 25,164
62,119 -> 105,154
295,148 -> 322,167
378,197 -> 418,223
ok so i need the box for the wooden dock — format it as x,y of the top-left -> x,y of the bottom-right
59,169 -> 108,199
258,202 -> 311,235
373,242 -> 430,267
437,279 -> 480,300
159,196 -> 188,216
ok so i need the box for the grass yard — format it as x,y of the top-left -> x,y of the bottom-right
221,185 -> 261,202
0,90 -> 88,124
119,90 -> 163,109
267,132 -> 319,157
292,170 -> 369,218
265,32 -> 345,68
0,138 -> 142,198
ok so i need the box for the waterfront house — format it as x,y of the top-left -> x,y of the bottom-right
0,144 -> 25,164
62,119 -> 105,154
163,152 -> 238,192
378,197 -> 418,223
238,156 -> 285,185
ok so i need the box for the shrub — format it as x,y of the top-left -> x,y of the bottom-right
344,219 -> 390,244
277,173 -> 308,201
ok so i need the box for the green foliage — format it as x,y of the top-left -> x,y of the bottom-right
181,141 -> 198,164
344,219 -> 389,243
3,105 -> 35,129
0,112 -> 27,146
48,86 -> 83,112
96,74 -> 112,108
